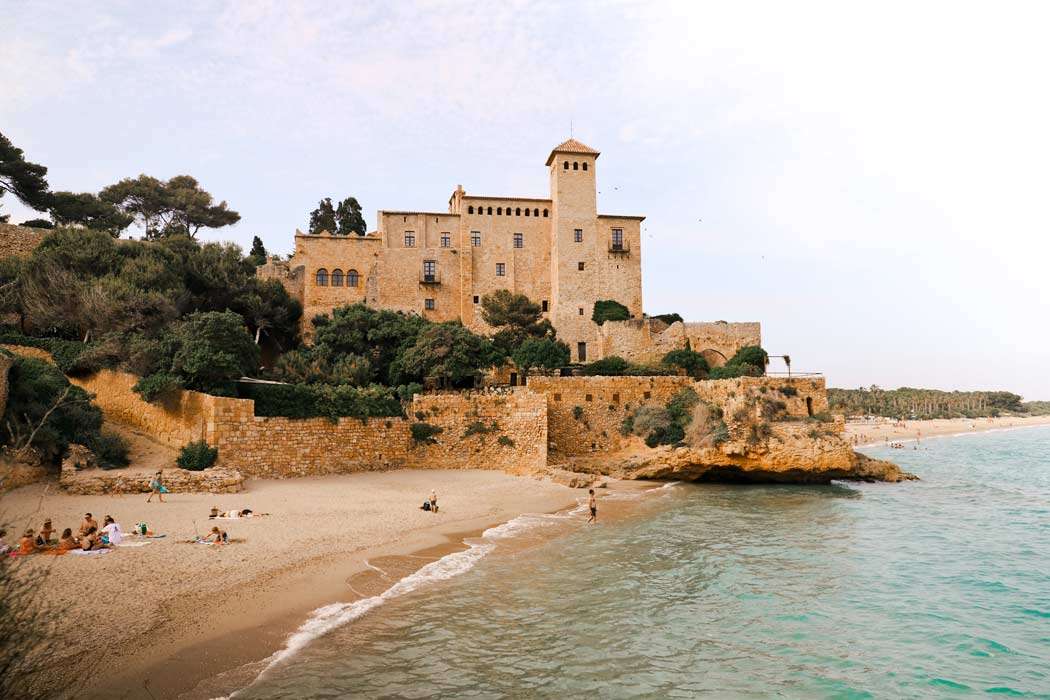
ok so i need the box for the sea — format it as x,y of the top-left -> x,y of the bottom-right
207,426 -> 1050,699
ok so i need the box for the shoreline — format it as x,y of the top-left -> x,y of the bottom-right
0,469 -> 584,699
845,414 -> 1050,448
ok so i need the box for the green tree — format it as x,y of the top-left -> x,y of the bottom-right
248,235 -> 268,265
0,131 -> 51,222
592,299 -> 630,325
650,313 -> 683,325
18,219 -> 53,229
308,197 -> 337,234
49,191 -> 133,235
100,174 -> 239,239
662,348 -> 710,378
312,304 -> 427,384
237,278 -> 302,348
168,311 -> 260,396
335,196 -> 367,236
481,289 -> 555,357
511,337 -> 569,377
390,322 -> 496,388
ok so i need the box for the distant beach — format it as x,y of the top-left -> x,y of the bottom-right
845,414 -> 1050,448
2,470 -> 580,698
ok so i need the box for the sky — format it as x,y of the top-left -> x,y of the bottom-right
3,1 -> 1049,398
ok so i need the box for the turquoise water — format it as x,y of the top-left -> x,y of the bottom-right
236,427 -> 1050,698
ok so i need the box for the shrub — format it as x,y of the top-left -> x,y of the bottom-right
0,331 -> 96,375
497,435 -> 515,448
662,349 -> 710,378
582,356 -> 630,376
619,414 -> 635,435
666,388 -> 699,425
650,313 -> 683,326
760,399 -> 788,421
810,411 -> 834,423
410,422 -> 443,444
92,431 -> 130,470
512,337 -> 570,376
746,422 -> 773,446
591,300 -> 630,325
396,383 -> 423,402
644,423 -> 684,448
238,382 -> 404,421
572,405 -> 584,421
779,385 -> 798,397
177,440 -> 217,471
133,373 -> 184,402
463,420 -> 499,438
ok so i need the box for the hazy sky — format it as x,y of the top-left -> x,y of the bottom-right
3,1 -> 1048,398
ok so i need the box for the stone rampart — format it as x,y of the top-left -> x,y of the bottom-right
60,462 -> 244,495
596,319 -> 761,366
0,223 -> 46,258
526,375 -> 829,457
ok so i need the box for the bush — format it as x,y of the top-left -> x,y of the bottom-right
746,422 -> 773,446
650,313 -> 683,326
662,349 -> 710,378
410,422 -> 443,444
582,356 -> 630,376
666,388 -> 699,425
708,364 -> 763,380
177,440 -> 218,471
463,421 -> 499,438
0,331 -> 97,375
779,385 -> 798,397
91,431 -> 130,470
497,435 -> 515,448
591,300 -> 630,325
237,382 -> 404,420
645,423 -> 685,448
133,373 -> 184,402
572,405 -> 584,421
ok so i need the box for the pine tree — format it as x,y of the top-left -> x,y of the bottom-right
308,198 -> 337,234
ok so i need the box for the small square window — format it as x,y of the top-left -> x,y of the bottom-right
404,232 -> 415,247
553,393 -> 562,401
513,232 -> 523,248
585,394 -> 593,402
496,263 -> 506,276
578,307 -> 583,315
473,295 -> 479,304
612,393 -> 620,403
441,234 -> 451,248
574,229 -> 583,243
643,391 -> 651,400
577,262 -> 585,271
471,231 -> 481,247
424,298 -> 435,310
541,300 -> 548,312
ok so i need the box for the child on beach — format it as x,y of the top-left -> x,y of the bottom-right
587,489 -> 597,524
147,470 -> 167,503
201,526 -> 228,544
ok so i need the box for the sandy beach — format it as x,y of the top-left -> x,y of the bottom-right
1,469 -> 580,699
845,414 -> 1050,448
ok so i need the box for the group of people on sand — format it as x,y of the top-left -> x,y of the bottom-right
419,490 -> 439,512
1,513 -> 125,556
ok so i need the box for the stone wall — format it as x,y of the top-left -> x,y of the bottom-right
597,319 -> 762,366
60,462 -> 244,495
207,388 -> 547,478
0,352 -> 12,419
526,375 -> 829,457
0,223 -> 46,258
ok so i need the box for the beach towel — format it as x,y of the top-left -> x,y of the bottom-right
115,541 -> 151,548
69,549 -> 111,556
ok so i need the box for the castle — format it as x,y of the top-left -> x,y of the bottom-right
260,140 -> 759,366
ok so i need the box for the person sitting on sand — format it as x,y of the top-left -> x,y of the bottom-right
209,506 -> 221,519
57,528 -> 78,551
18,529 -> 38,555
0,529 -> 10,555
99,516 -> 123,546
79,513 -> 98,537
79,526 -> 105,551
37,519 -> 55,546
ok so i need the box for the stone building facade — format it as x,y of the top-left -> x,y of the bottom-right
259,139 -> 757,364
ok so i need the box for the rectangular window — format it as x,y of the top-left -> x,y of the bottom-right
578,307 -> 584,315
422,260 -> 436,283
578,261 -> 585,271
541,300 -> 548,312
441,233 -> 451,248
473,295 -> 479,304
578,343 -> 587,362
424,298 -> 435,310
496,263 -> 506,276
574,229 -> 583,243
471,231 -> 481,247
513,232 -> 523,248
612,228 -> 623,250
585,394 -> 593,402
404,232 -> 415,247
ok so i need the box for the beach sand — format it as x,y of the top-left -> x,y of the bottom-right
845,414 -> 1050,448
1,469 -> 580,699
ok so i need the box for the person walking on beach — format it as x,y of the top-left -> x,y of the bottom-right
587,489 -> 597,524
147,470 -> 167,503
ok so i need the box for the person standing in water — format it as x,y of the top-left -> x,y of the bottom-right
587,489 -> 597,524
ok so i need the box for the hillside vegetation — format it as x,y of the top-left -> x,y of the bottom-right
828,386 -> 1048,419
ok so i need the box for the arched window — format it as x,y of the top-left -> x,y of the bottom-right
315,268 -> 328,286
487,206 -> 493,215
525,208 -> 530,217
515,207 -> 521,215
533,208 -> 539,217
573,161 -> 579,170
542,208 -> 549,217
347,269 -> 359,287
497,207 -> 502,215
563,161 -> 569,170
331,269 -> 344,287
468,205 -> 474,214
582,162 -> 588,171
506,207 -> 511,216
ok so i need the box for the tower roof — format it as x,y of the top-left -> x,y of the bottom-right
545,138 -> 600,165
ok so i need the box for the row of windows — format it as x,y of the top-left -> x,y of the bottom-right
403,228 -> 623,248
562,160 -> 589,171
467,205 -> 548,217
315,268 -> 359,287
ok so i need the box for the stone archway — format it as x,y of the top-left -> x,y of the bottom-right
700,349 -> 728,368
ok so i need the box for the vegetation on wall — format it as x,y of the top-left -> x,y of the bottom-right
828,386 -> 1033,419
649,313 -> 683,326
0,355 -> 128,469
238,382 -> 404,421
661,348 -> 710,379
591,299 -> 630,325
708,345 -> 768,379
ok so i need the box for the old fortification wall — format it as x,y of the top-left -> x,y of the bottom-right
526,375 -> 829,457
207,388 -> 547,478
0,223 -> 47,258
597,320 -> 761,366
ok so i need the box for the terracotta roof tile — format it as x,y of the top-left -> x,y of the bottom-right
546,138 -> 600,165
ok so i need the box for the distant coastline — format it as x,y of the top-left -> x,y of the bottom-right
845,414 -> 1050,448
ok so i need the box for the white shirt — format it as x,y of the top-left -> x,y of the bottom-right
101,523 -> 123,545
